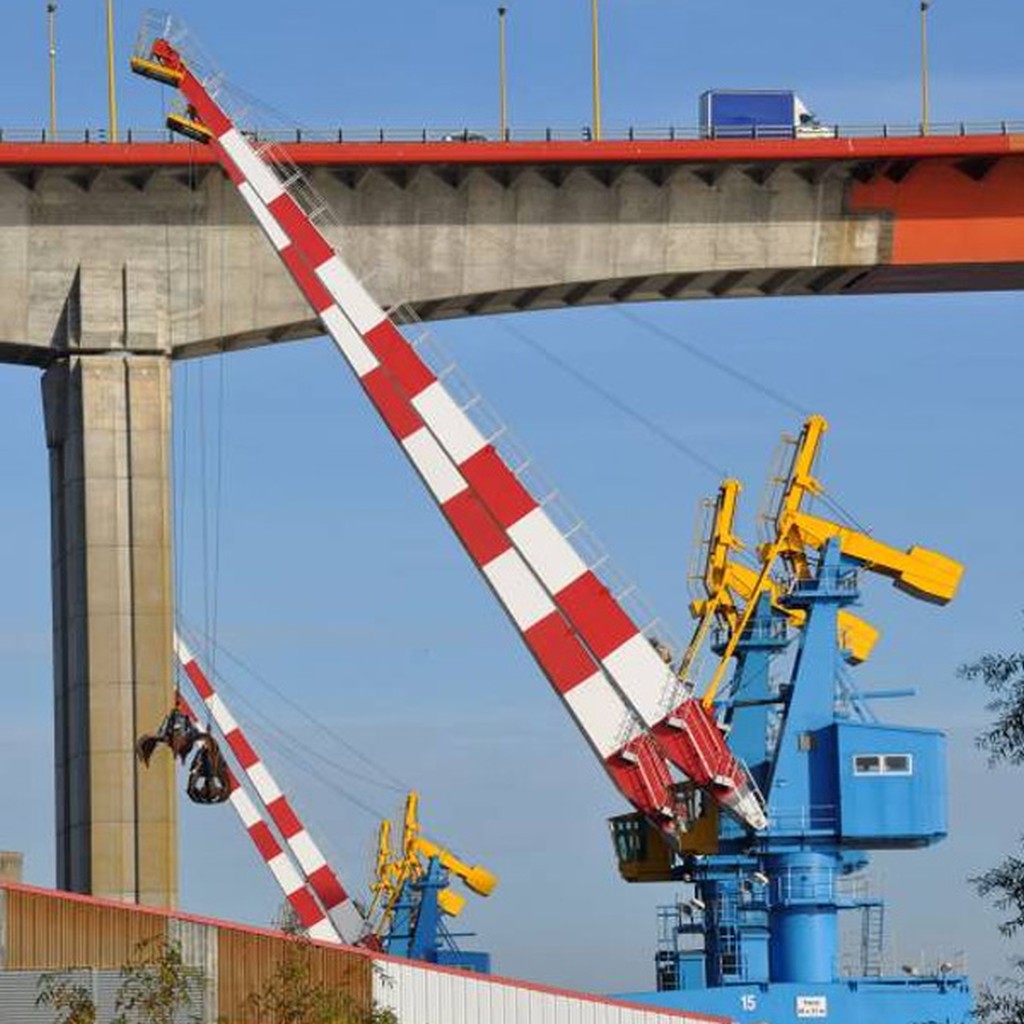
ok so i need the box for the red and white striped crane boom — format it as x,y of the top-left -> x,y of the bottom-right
131,22 -> 765,834
175,634 -> 366,945
172,689 -> 343,944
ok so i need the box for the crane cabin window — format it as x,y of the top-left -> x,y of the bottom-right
853,753 -> 913,776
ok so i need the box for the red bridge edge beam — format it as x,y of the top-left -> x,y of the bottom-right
0,132 -> 1021,168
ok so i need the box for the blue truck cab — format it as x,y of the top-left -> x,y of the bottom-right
699,89 -> 831,139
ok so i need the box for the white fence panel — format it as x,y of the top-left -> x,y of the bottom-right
372,957 -> 729,1024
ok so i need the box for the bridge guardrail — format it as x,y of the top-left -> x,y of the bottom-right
0,120 -> 1022,145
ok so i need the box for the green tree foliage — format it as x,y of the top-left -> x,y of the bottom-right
974,958 -> 1024,1024
960,644 -> 1024,1023
35,974 -> 97,1024
245,931 -> 397,1024
111,937 -> 204,1024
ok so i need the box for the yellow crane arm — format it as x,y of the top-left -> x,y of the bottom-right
703,479 -> 745,593
776,414 -> 827,522
780,510 -> 963,605
769,414 -> 962,604
375,819 -> 392,883
697,412 -> 961,704
412,836 -> 498,898
399,791 -> 498,902
676,480 -> 745,683
368,819 -> 402,931
689,474 -> 878,670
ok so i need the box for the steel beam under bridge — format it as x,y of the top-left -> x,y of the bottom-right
0,131 -> 1021,908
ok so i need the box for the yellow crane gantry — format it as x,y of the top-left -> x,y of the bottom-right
690,415 -> 963,709
368,792 -> 497,941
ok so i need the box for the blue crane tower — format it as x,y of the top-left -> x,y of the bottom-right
615,416 -> 971,1024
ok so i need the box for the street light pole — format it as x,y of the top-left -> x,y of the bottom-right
498,7 -> 508,141
106,0 -> 119,142
919,1 -> 931,134
590,0 -> 602,141
47,3 -> 58,139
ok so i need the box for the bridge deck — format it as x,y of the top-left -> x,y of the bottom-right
0,132 -> 1020,167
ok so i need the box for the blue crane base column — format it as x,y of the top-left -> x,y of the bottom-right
766,852 -> 838,983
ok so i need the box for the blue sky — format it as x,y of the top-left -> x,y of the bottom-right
0,0 -> 1022,996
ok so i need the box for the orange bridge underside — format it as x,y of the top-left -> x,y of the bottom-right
848,151 -> 1024,293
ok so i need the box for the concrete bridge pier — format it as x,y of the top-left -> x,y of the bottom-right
41,267 -> 177,907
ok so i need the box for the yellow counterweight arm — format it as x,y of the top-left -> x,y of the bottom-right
780,510 -> 963,605
401,791 -> 498,903
411,835 -> 498,898
770,413 -> 962,604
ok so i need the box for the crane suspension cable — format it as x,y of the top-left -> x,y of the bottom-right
233,713 -> 392,821
209,665 -> 404,795
167,49 -> 814,428
178,620 -> 411,792
494,318 -> 730,480
613,307 -> 811,419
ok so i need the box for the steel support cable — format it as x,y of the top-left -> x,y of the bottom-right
212,68 -> 812,427
210,177 -> 229,682
177,619 -> 410,793
493,318 -> 729,480
398,170 -> 814,423
224,683 -> 406,797
170,237 -> 189,633
188,166 -> 229,685
232,712 -> 389,822
180,138 -> 216,687
198,353 -> 211,669
817,490 -> 872,536
612,307 -> 811,419
178,665 -> 393,840
172,145 -> 205,682
179,641 -> 405,796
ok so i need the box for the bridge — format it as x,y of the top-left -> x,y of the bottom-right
4,130 -> 1021,908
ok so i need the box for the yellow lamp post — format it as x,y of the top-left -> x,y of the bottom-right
106,0 -> 119,142
920,1 -> 931,134
590,0 -> 602,141
498,7 -> 509,140
47,3 -> 58,139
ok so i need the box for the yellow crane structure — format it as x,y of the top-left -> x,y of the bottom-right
688,478 -> 879,665
368,792 -> 497,961
766,415 -> 963,603
614,412 -> 965,878
700,414 -> 963,709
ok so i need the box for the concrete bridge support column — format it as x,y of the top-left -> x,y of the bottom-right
42,350 -> 177,906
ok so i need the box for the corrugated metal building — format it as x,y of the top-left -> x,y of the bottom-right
0,883 -> 727,1024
